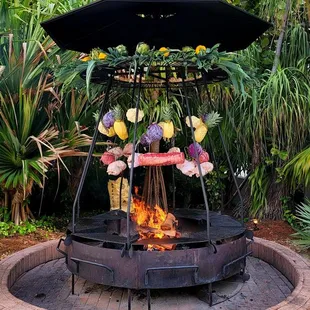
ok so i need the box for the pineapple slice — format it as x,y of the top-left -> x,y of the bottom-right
194,123 -> 208,142
113,105 -> 128,140
159,106 -> 175,139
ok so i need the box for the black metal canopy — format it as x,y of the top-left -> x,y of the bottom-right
41,0 -> 271,53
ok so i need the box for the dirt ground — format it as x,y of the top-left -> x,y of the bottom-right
0,229 -> 63,260
247,220 -> 297,248
0,220 -> 305,260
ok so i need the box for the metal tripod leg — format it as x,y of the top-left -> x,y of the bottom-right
208,283 -> 213,306
71,73 -> 114,233
147,289 -> 151,310
71,273 -> 75,295
128,289 -> 132,310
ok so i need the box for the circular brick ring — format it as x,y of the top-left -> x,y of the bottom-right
0,238 -> 310,309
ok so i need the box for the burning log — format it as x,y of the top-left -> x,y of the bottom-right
161,213 -> 177,231
154,243 -> 175,251
136,212 -> 178,251
131,170 -> 179,251
162,229 -> 177,238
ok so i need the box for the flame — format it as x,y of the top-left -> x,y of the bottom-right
131,198 -> 167,230
131,189 -> 174,251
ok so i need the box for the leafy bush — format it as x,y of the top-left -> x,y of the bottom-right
0,206 -> 10,223
281,196 -> 298,228
292,200 -> 310,249
205,165 -> 227,211
0,221 -> 37,237
0,215 -> 65,237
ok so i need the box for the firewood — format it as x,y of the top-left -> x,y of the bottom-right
160,244 -> 175,250
161,213 -> 177,231
162,229 -> 177,238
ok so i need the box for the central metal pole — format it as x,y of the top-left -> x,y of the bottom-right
126,68 -> 143,249
181,71 -> 210,243
165,67 -> 176,210
72,73 -> 114,233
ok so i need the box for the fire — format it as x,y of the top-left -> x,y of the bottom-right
131,188 -> 178,251
132,202 -> 167,230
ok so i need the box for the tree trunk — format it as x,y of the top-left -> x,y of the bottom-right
4,190 -> 9,208
263,174 -> 287,220
69,164 -> 83,199
11,181 -> 34,225
271,0 -> 291,74
11,188 -> 24,225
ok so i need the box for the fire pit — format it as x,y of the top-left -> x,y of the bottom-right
60,188 -> 251,307
42,1 -> 271,309
64,209 -> 247,287
60,208 -> 249,308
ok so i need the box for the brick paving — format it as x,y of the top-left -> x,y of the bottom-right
10,256 -> 293,310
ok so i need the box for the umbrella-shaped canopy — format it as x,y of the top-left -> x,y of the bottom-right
41,0 -> 271,53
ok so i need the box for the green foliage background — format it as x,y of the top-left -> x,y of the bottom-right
0,0 -> 310,238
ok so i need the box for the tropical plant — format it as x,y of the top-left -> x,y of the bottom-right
2,0 -> 310,224
207,0 -> 310,219
0,77 -> 93,224
0,0 -> 98,224
292,200 -> 310,249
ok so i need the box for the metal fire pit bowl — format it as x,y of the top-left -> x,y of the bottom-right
59,210 -> 250,290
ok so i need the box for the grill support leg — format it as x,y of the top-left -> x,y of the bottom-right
128,289 -> 132,310
241,258 -> 251,282
208,283 -> 213,306
126,69 -> 142,251
71,274 -> 75,295
147,289 -> 151,310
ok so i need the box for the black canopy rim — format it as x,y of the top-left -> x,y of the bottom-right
80,63 -> 229,88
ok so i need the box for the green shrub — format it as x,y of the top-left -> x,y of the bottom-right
281,196 -> 298,228
0,206 -> 10,223
292,200 -> 310,249
0,221 -> 36,237
0,215 -> 64,237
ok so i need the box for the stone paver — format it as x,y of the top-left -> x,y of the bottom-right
10,256 -> 292,310
2,238 -> 310,309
